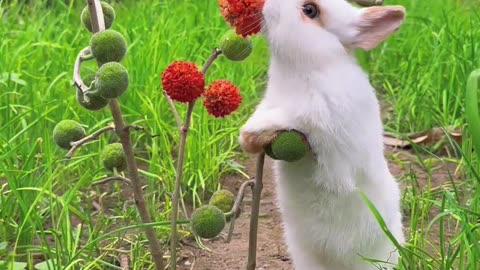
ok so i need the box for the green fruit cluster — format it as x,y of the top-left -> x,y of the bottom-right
53,120 -> 86,149
81,1 -> 116,32
100,143 -> 127,172
190,205 -> 226,239
265,131 -> 307,162
76,2 -> 129,111
209,189 -> 235,213
219,30 -> 253,61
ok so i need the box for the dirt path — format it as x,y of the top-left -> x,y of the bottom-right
178,147 -> 460,270
179,157 -> 291,270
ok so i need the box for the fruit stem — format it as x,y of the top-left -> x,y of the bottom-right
246,152 -> 265,270
66,124 -> 115,158
86,1 -> 165,269
169,47 -> 222,270
73,46 -> 94,93
91,176 -> 132,186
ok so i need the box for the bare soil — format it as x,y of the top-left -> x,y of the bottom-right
177,147 -> 462,270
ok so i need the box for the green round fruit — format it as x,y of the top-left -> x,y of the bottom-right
209,189 -> 235,213
76,74 -> 110,111
93,62 -> 129,99
269,131 -> 307,162
219,29 -> 253,61
190,205 -> 226,239
90,29 -> 127,64
100,143 -> 127,172
81,1 -> 115,33
53,120 -> 86,150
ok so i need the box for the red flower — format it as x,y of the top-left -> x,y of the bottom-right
161,61 -> 205,103
203,80 -> 242,118
218,0 -> 265,37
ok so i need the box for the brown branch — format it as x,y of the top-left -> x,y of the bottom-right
66,125 -> 115,158
86,1 -> 165,269
226,179 -> 255,243
92,176 -> 132,186
246,153 -> 265,270
109,100 -> 165,270
348,0 -> 384,6
169,47 -> 222,270
73,47 -> 94,93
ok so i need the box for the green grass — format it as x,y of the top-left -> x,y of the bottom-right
0,0 -> 479,269
0,0 -> 268,267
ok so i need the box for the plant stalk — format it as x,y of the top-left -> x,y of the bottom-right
86,1 -> 164,269
169,48 -> 221,270
246,152 -> 265,270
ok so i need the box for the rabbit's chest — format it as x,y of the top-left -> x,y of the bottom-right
274,163 -> 379,258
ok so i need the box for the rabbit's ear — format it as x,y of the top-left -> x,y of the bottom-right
351,6 -> 405,50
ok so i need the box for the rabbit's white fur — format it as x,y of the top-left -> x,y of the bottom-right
239,0 -> 406,269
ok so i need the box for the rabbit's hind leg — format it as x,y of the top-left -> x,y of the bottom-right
287,243 -> 326,270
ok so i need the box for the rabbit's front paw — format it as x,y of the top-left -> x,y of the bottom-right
239,130 -> 280,154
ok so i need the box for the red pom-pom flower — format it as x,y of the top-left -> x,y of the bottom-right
203,80 -> 242,118
218,0 -> 265,37
161,61 -> 205,103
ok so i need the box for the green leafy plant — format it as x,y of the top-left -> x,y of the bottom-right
57,0 -> 261,269
67,1 -> 166,269
465,69 -> 480,160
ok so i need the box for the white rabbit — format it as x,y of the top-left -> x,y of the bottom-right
239,0 -> 406,269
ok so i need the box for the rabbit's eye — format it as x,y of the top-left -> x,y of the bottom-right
302,3 -> 319,19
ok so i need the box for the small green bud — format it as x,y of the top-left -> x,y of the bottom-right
90,29 -> 127,64
76,74 -> 110,111
190,205 -> 226,239
268,131 -> 307,162
209,189 -> 235,213
219,29 -> 253,61
93,62 -> 129,99
100,143 -> 127,172
81,1 -> 115,33
53,120 -> 86,150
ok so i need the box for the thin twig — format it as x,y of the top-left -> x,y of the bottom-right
348,0 -> 384,6
92,176 -> 132,186
163,92 -> 182,132
226,179 -> 255,243
66,125 -> 115,158
124,124 -> 145,132
169,47 -> 222,270
73,46 -> 94,93
86,1 -> 165,269
246,153 -> 265,270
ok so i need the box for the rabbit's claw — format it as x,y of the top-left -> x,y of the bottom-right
240,130 -> 280,154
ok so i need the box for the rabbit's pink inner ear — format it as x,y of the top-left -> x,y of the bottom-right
352,6 -> 405,50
